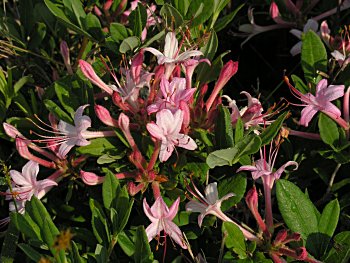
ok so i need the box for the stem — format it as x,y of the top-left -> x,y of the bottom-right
218,233 -> 227,263
288,129 -> 321,140
312,1 -> 350,21
74,36 -> 89,69
323,110 -> 349,130
316,163 -> 341,206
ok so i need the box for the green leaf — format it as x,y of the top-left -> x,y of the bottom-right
291,74 -> 308,94
260,112 -> 288,146
11,213 -> 41,241
0,218 -> 19,263
197,30 -> 218,80
13,93 -> 33,116
222,222 -> 246,257
95,244 -> 108,263
218,173 -> 247,211
276,179 -> 319,240
214,3 -> 244,31
186,0 -> 214,27
44,0 -> 92,38
90,199 -> 110,245
301,30 -> 327,83
319,199 -> 340,237
172,0 -> 190,16
28,22 -> 47,50
77,137 -> 121,156
206,135 -> 261,168
319,113 -> 339,147
13,76 -> 34,94
129,3 -> 147,38
324,231 -> 350,263
215,104 -> 234,148
134,226 -> 154,263
84,13 -> 104,41
102,170 -> 120,209
54,82 -> 80,116
17,244 -> 42,262
110,23 -> 129,42
235,118 -> 244,143
119,36 -> 140,53
44,99 -> 72,123
117,231 -> 135,257
198,50 -> 230,84
160,4 -> 184,28
70,241 -> 85,263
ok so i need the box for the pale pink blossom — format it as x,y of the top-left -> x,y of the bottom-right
147,77 -> 195,114
182,58 -> 211,89
146,109 -> 197,162
186,182 -> 259,242
223,91 -> 270,129
143,196 -> 187,249
7,161 -> 57,213
285,77 -> 346,128
144,32 -> 204,78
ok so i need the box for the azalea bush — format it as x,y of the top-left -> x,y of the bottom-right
1,0 -> 350,262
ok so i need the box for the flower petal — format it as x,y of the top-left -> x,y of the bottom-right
163,32 -> 178,59
185,200 -> 207,214
58,138 -> 77,158
164,220 -> 187,249
145,221 -> 162,242
204,183 -> 219,204
172,134 -> 197,150
300,105 -> 318,127
22,161 -> 39,186
143,198 -> 158,222
274,161 -> 298,180
176,50 -> 204,62
165,197 -> 180,220
146,123 -> 166,141
159,141 -> 174,162
10,170 -> 31,186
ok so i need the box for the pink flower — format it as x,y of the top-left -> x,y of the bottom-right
31,105 -> 116,159
223,91 -> 270,129
185,181 -> 260,242
285,77 -> 346,127
146,109 -> 197,162
7,161 -> 58,213
186,182 -> 234,227
144,32 -> 204,78
147,77 -> 196,114
143,196 -> 187,249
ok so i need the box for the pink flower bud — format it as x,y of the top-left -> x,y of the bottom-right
206,60 -> 238,112
60,41 -> 73,75
3,123 -> 22,139
127,182 -> 144,196
131,50 -> 144,83
79,60 -> 113,95
94,6 -> 102,16
80,170 -> 105,185
274,229 -> 288,245
94,105 -> 119,127
103,0 -> 113,11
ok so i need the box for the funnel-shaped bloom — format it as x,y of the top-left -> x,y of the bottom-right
286,77 -> 345,127
147,77 -> 196,114
143,196 -> 187,249
144,32 -> 203,78
186,182 -> 234,227
7,161 -> 57,213
146,109 -> 197,162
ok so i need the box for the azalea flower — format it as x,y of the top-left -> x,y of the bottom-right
285,77 -> 347,128
147,77 -> 196,114
144,32 -> 204,78
186,182 -> 234,227
223,91 -> 270,129
289,19 -> 319,56
28,105 -> 117,159
237,142 -> 298,229
143,196 -> 187,249
146,109 -> 197,162
6,161 -> 58,213
186,182 -> 260,242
